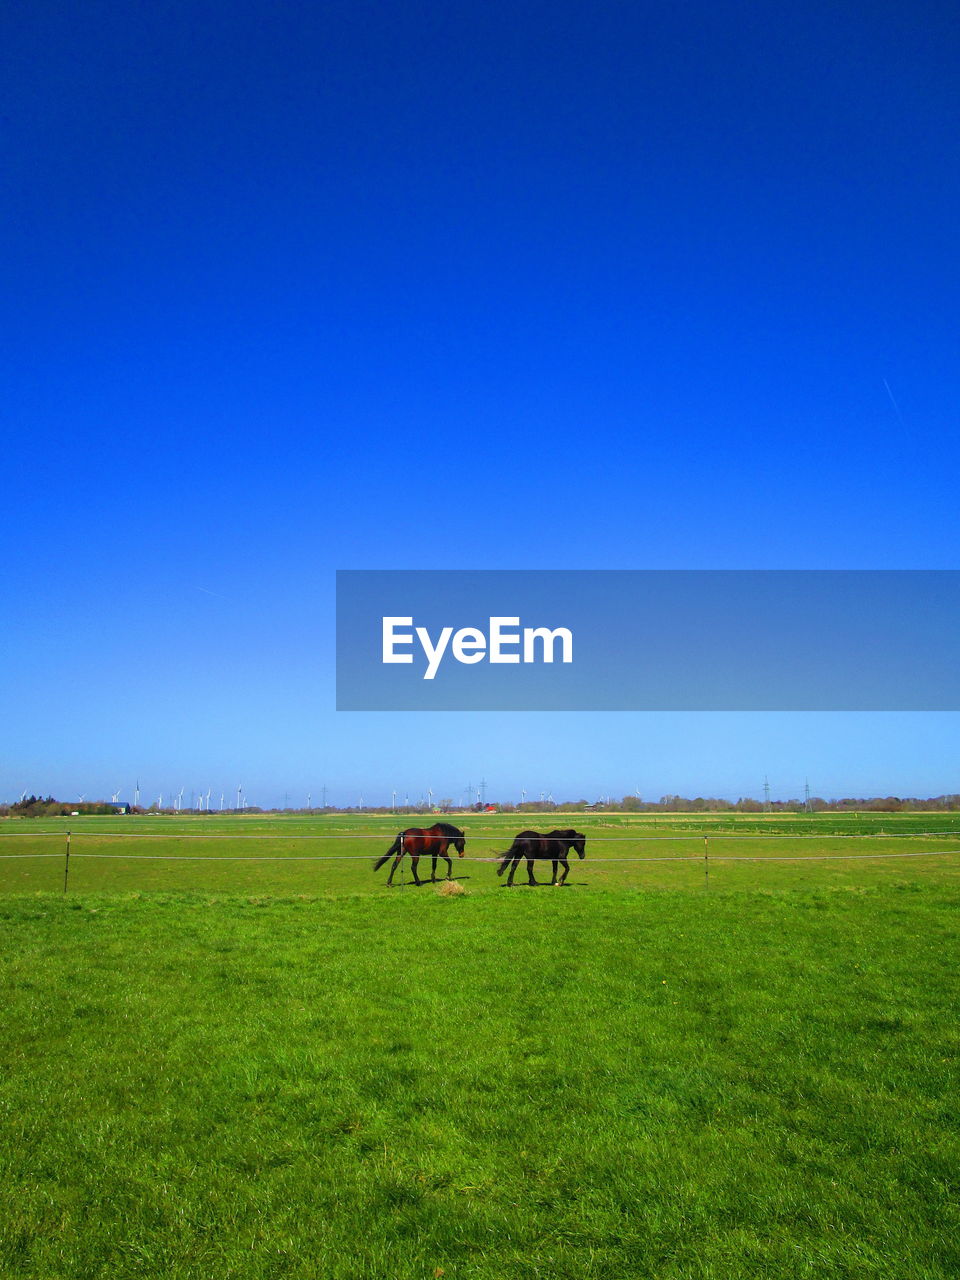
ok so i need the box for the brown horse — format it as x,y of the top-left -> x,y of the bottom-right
373,822 -> 466,886
496,829 -> 586,886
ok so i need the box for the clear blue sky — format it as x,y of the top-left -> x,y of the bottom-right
4,1 -> 958,806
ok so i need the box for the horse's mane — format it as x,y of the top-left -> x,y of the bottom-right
430,821 -> 465,837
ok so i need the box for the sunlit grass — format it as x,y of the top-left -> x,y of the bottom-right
1,881 -> 959,1277
2,810 -> 960,896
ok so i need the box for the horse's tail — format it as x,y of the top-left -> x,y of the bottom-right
374,834 -> 402,873
495,844 -> 519,876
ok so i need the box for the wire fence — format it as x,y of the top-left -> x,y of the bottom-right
3,848 -> 960,863
1,827 -> 960,892
1,828 -> 959,841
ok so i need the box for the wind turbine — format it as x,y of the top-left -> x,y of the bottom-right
112,788 -> 121,803
205,789 -> 211,811
78,793 -> 85,804
521,788 -> 526,805
177,787 -> 184,812
427,788 -> 433,810
134,780 -> 140,807
236,784 -> 242,811
220,792 -> 224,812
391,790 -> 397,812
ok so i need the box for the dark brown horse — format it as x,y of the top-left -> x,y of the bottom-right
496,829 -> 586,886
373,822 -> 466,886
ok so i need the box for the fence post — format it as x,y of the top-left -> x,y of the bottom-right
63,830 -> 71,893
703,835 -> 709,889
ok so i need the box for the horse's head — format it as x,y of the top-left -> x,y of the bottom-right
454,834 -> 466,858
548,829 -> 586,859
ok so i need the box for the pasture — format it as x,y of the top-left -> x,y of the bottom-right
3,809 -> 960,896
1,813 -> 959,1277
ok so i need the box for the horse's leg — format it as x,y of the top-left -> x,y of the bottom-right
507,855 -> 520,886
411,854 -> 422,886
387,853 -> 401,886
550,860 -> 559,885
442,852 -> 452,879
526,857 -> 538,886
557,856 -> 570,885
430,854 -> 438,882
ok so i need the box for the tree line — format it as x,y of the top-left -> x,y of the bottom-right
4,793 -> 959,818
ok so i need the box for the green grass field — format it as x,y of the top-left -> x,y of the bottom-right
2,813 -> 959,1277
3,809 -> 960,895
